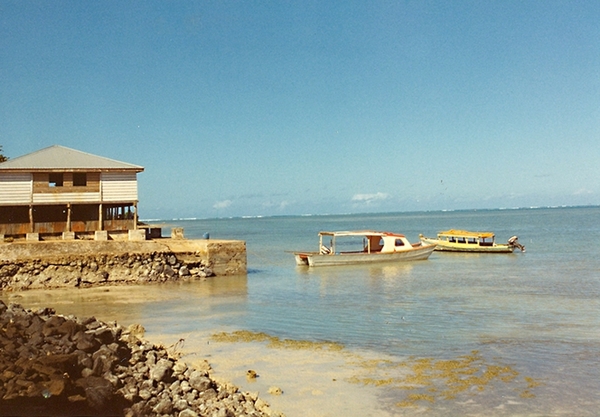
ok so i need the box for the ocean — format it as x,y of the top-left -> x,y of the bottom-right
4,206 -> 599,416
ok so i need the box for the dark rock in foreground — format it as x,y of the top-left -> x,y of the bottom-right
0,300 -> 277,416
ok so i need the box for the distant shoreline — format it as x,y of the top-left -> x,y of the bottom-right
142,204 -> 600,223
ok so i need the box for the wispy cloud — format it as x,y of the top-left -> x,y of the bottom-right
262,200 -> 291,210
573,188 -> 593,195
352,192 -> 389,204
213,200 -> 232,209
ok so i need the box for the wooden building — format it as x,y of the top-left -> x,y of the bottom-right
0,145 -> 144,239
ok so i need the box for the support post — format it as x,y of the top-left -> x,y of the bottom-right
29,205 -> 34,233
98,203 -> 103,230
66,203 -> 72,232
133,202 -> 138,230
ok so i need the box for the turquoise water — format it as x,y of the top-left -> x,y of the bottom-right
169,207 -> 600,415
4,206 -> 599,415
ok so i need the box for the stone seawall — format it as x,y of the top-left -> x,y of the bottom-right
0,239 -> 247,292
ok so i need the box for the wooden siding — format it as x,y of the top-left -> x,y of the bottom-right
1,220 -> 134,234
33,192 -> 102,204
33,172 -> 101,193
1,172 -> 137,205
101,172 -> 138,202
103,219 -> 135,231
0,222 -> 30,235
0,173 -> 32,204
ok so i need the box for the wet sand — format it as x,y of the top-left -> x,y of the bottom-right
152,331 -> 398,417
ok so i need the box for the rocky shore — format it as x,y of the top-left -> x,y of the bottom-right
0,251 -> 215,292
0,300 -> 278,417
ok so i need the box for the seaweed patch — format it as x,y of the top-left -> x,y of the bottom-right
348,350 -> 542,408
210,331 -> 543,409
210,330 -> 344,351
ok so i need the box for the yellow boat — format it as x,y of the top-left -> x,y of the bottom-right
419,230 -> 525,253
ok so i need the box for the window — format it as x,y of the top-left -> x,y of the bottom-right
395,239 -> 405,246
49,173 -> 63,187
73,173 -> 87,186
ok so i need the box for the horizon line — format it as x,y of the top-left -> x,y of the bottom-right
140,204 -> 599,223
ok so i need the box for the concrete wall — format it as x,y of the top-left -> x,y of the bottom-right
0,239 -> 247,292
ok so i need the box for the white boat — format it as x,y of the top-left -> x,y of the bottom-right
293,230 -> 436,267
419,230 -> 525,253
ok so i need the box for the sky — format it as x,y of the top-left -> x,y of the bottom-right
1,1 -> 599,220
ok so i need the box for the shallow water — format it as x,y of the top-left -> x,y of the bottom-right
3,207 -> 599,416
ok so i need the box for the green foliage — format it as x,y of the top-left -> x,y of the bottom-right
0,145 -> 7,163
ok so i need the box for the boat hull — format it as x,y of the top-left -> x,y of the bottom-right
294,244 -> 436,267
419,237 -> 514,253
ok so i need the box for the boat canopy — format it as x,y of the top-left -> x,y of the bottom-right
318,231 -> 406,238
437,230 -> 495,239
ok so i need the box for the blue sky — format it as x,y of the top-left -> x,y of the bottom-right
1,1 -> 599,219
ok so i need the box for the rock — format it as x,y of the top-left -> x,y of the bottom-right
188,370 -> 212,392
76,376 -> 115,410
255,398 -> 271,413
91,347 -> 115,376
163,265 -> 176,278
178,409 -> 199,417
40,374 -> 66,397
56,319 -> 81,338
150,358 -> 174,382
0,302 -> 272,417
146,350 -> 157,366
126,323 -> 146,342
38,352 -> 79,372
94,326 -> 117,344
198,387 -> 217,400
75,332 -> 101,352
180,380 -> 192,393
174,398 -> 188,410
172,360 -> 188,376
42,315 -> 66,336
153,397 -> 174,414
194,359 -> 211,374
138,388 -> 153,400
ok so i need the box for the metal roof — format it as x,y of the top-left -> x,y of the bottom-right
0,145 -> 144,171
319,230 -> 406,238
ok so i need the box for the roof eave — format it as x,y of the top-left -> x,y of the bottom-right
0,167 -> 144,173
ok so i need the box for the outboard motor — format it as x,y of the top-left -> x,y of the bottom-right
508,236 -> 526,252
